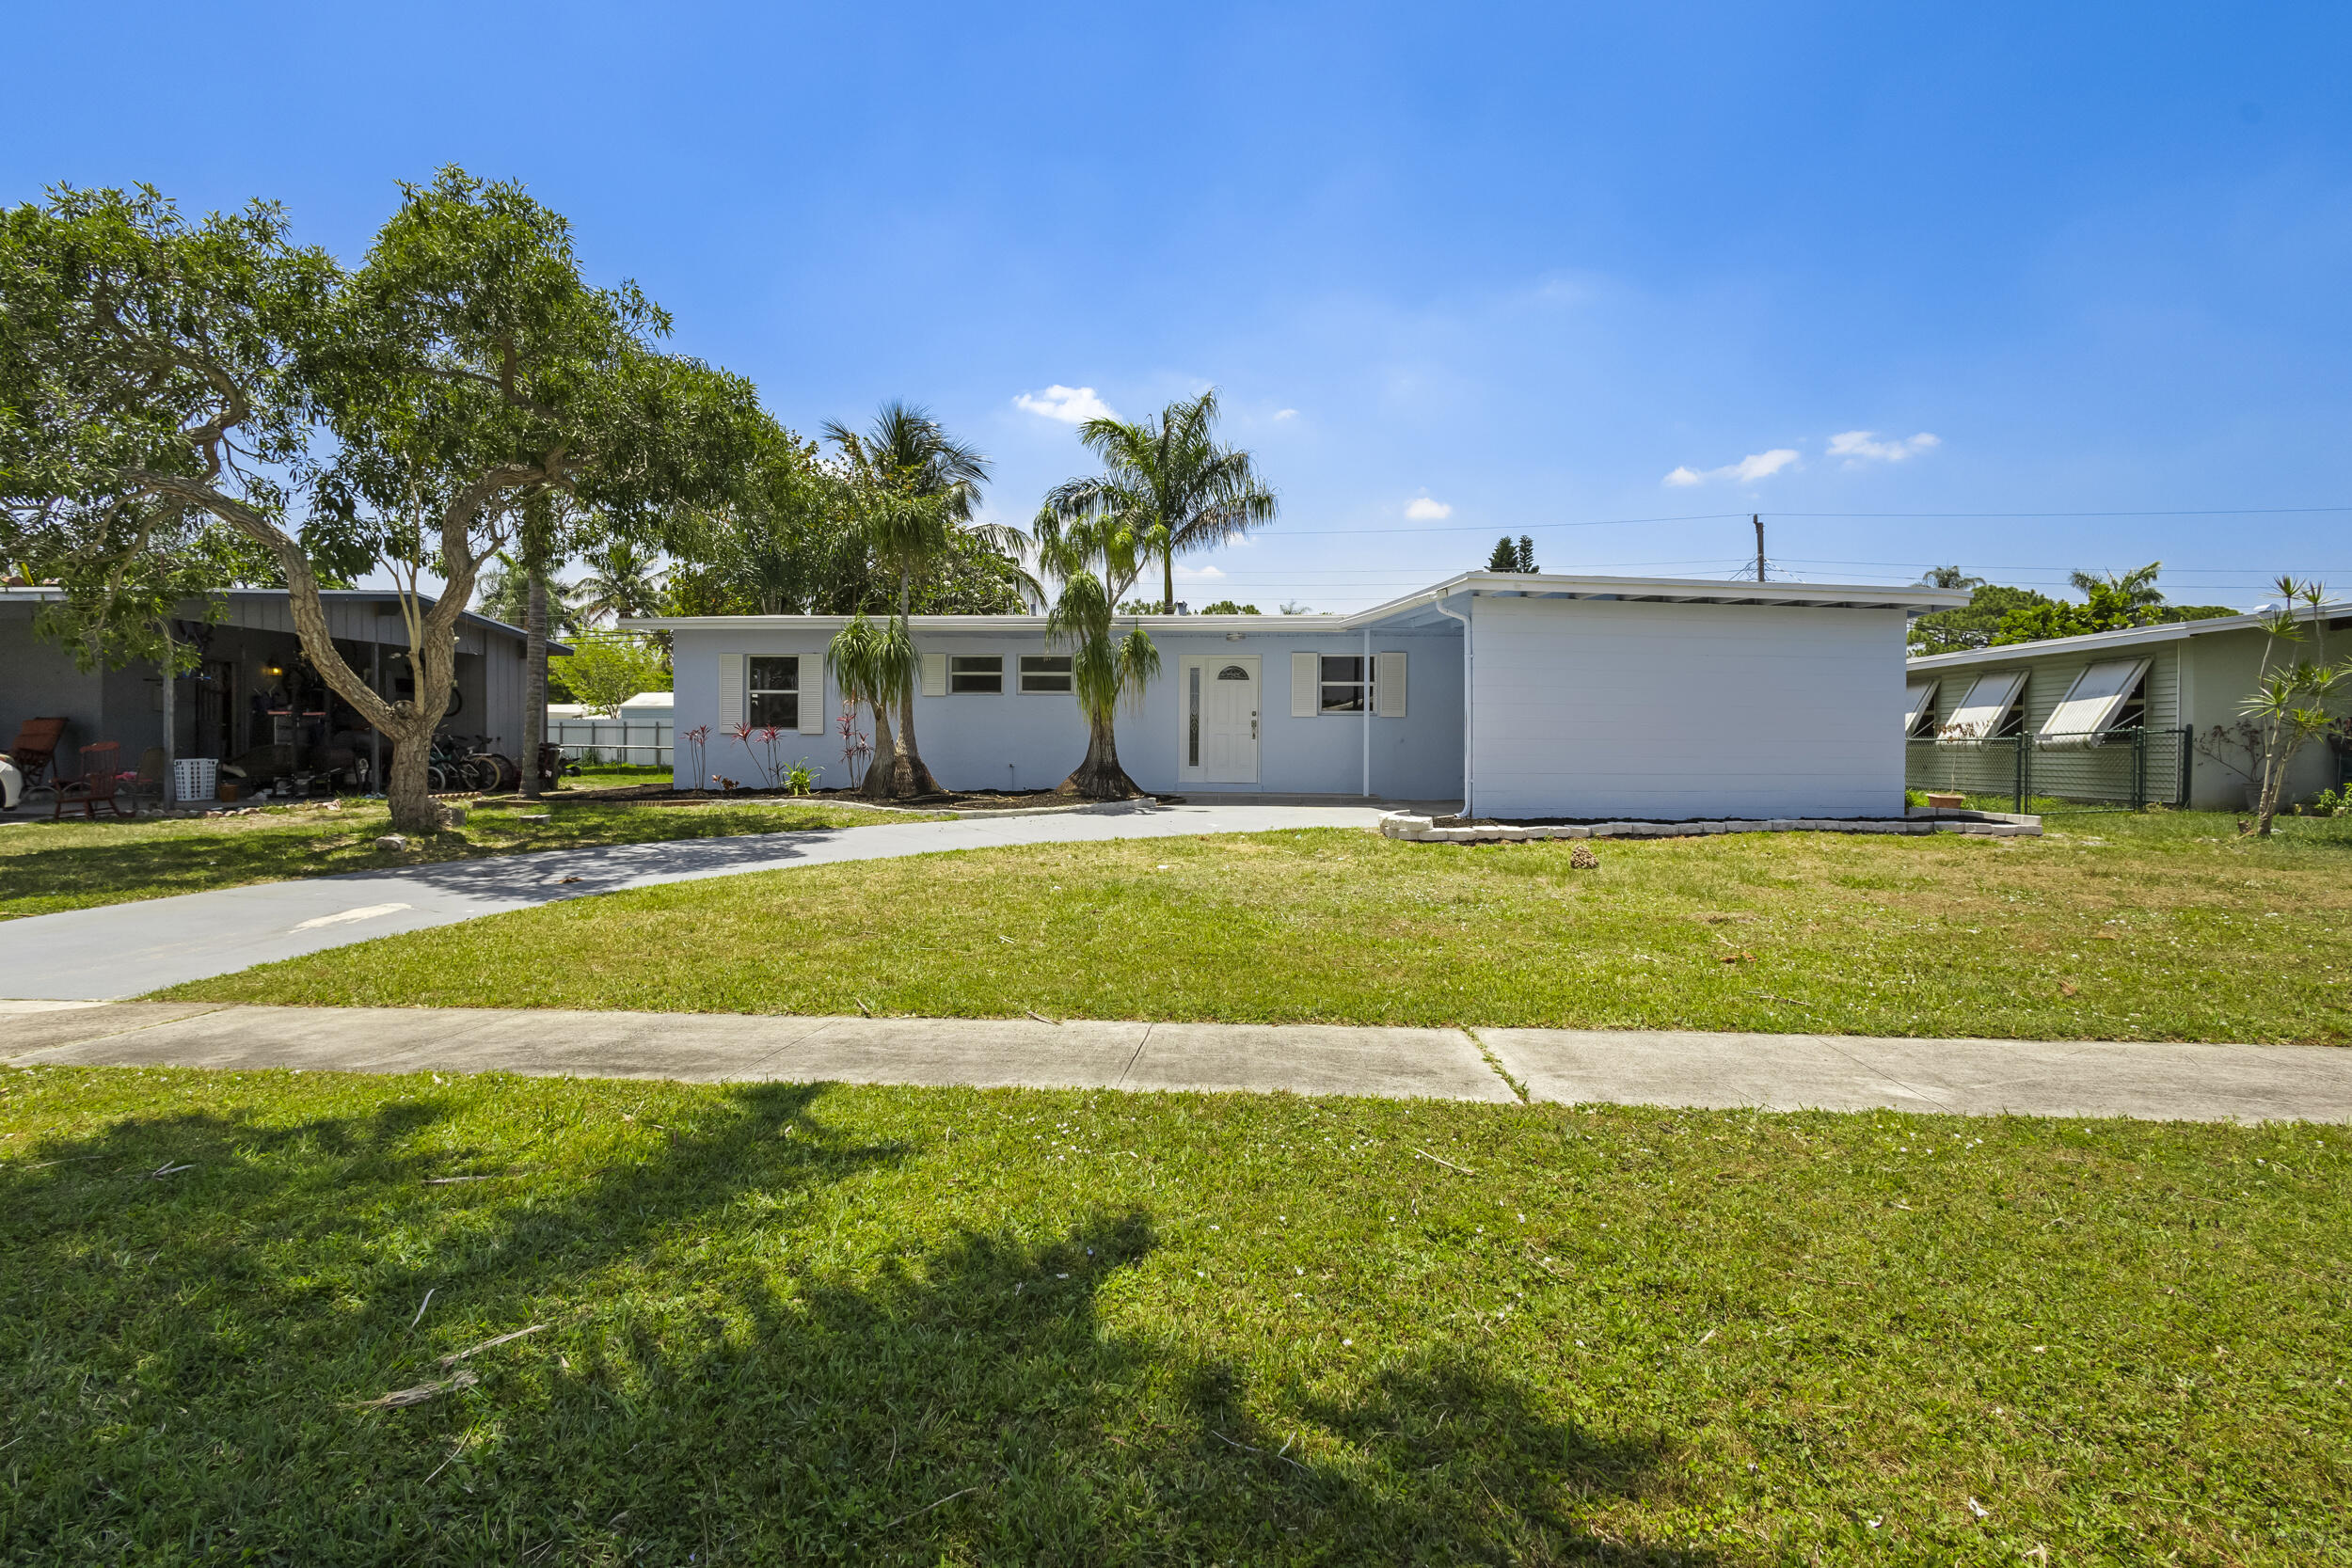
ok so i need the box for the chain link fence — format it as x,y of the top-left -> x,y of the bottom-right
1906,726 -> 2190,814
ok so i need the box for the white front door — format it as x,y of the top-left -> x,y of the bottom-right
1180,655 -> 1260,784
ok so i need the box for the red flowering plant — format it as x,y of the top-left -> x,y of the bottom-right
836,701 -> 870,787
681,725 -> 709,794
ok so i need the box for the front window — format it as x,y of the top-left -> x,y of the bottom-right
949,655 -> 1003,694
1319,655 -> 1374,713
748,656 -> 798,730
1019,654 -> 1073,693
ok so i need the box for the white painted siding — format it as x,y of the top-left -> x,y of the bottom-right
1470,595 -> 1909,819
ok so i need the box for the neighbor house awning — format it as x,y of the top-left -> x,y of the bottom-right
1937,671 -> 2026,742
1902,679 -> 1939,735
2037,658 -> 2148,750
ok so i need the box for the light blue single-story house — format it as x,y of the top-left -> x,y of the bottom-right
630,571 -> 1967,819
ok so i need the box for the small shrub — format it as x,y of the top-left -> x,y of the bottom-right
786,758 -> 816,796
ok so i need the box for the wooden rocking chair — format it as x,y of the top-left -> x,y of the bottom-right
54,741 -> 129,820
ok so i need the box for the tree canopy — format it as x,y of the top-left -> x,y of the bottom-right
1907,562 -> 2235,656
0,171 -> 773,830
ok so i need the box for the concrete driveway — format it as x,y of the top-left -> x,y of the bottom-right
0,801 -> 1387,1001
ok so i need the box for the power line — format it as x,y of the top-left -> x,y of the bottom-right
1772,506 -> 2352,519
1250,503 -> 2352,540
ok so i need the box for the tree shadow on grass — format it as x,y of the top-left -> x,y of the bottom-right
1,1078 -> 1702,1565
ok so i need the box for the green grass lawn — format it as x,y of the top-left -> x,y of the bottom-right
0,791 -> 929,921
166,808 -> 2352,1043
3,1066 -> 2344,1564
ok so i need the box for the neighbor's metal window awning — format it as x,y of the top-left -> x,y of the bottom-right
1902,679 -> 1939,736
1935,671 -> 2026,743
2036,658 -> 2149,751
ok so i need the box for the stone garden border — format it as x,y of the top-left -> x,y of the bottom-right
1379,806 -> 2042,843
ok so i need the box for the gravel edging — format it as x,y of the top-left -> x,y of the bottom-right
1379,808 -> 2042,843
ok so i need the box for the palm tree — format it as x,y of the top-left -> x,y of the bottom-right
822,402 -> 1032,798
1917,565 -> 1985,590
1034,493 -> 1161,799
826,612 -> 915,799
574,538 -> 669,626
1044,388 -> 1276,615
2068,562 -> 2166,611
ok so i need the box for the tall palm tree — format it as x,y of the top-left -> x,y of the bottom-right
574,537 -> 669,626
822,401 -> 1031,798
1034,495 -> 1161,799
1044,388 -> 1277,614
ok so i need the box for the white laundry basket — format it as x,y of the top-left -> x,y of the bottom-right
173,756 -> 219,803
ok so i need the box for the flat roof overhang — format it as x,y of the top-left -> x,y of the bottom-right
624,572 -> 1971,637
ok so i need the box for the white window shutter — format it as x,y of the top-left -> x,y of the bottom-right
1290,652 -> 1317,718
920,651 -> 948,697
718,652 -> 745,729
796,656 -> 824,734
1375,651 -> 1406,718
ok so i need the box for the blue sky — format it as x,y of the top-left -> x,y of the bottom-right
10,2 -> 2351,610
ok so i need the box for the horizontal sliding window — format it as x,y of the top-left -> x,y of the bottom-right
949,654 -> 1003,694
1019,654 -> 1073,693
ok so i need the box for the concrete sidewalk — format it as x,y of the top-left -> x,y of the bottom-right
7,1001 -> 2348,1123
0,801 -> 1387,1000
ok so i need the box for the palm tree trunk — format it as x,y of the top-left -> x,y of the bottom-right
521,566 -> 548,800
1058,704 -> 1146,800
893,688 -> 943,797
889,570 -> 944,797
1163,547 -> 1175,616
858,700 -> 898,800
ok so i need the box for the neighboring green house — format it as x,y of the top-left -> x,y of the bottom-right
1903,602 -> 2350,811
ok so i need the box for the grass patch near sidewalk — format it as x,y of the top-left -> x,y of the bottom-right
0,793 -> 929,921
167,809 -> 2352,1043
3,1066 -> 2344,1564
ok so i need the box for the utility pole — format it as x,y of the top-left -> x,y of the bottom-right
1753,515 -> 1766,583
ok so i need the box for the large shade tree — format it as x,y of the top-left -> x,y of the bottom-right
1044,388 -> 1276,615
0,172 -> 771,832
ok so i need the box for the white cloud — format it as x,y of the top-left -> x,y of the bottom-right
1175,563 -> 1226,580
1012,385 -> 1116,424
1272,407 -> 1298,420
1661,449 -> 1802,487
1405,493 -> 1454,520
1828,430 -> 1941,465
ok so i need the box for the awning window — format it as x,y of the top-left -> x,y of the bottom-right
1902,679 -> 1939,736
2038,658 -> 2149,749
1937,671 -> 2026,742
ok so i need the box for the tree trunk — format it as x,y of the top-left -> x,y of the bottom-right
1058,707 -> 1148,800
894,687 -> 944,798
383,717 -> 442,834
157,625 -> 177,809
521,566 -> 548,799
857,702 -> 900,800
1163,548 -> 1175,616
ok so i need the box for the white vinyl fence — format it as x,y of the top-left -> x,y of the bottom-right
548,714 -> 673,767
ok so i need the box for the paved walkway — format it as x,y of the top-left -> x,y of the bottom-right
7,1002 -> 2347,1123
0,802 -> 1387,1001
